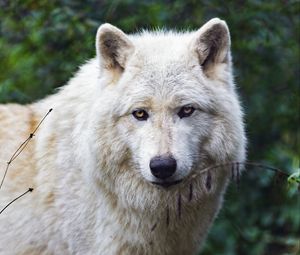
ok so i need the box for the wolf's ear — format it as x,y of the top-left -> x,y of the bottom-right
96,24 -> 134,71
191,18 -> 231,76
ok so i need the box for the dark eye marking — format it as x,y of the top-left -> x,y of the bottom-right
177,105 -> 195,118
132,109 -> 149,121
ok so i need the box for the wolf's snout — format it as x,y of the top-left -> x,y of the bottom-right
149,155 -> 177,179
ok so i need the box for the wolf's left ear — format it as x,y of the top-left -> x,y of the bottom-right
191,18 -> 231,76
96,24 -> 134,71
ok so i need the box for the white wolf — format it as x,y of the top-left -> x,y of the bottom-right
0,18 -> 246,254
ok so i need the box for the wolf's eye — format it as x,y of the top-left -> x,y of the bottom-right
178,105 -> 195,118
132,109 -> 149,121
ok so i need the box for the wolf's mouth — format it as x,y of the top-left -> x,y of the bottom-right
151,179 -> 183,188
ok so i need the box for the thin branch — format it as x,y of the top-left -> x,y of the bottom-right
0,108 -> 52,190
0,188 -> 33,214
188,161 -> 291,184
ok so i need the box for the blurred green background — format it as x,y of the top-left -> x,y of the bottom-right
0,0 -> 299,254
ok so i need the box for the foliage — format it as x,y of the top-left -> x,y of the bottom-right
0,0 -> 299,254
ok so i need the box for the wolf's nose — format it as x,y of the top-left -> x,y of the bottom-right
150,156 -> 177,179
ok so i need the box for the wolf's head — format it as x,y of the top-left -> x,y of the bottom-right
87,18 -> 245,205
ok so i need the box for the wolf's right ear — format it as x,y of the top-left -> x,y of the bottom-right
96,24 -> 134,71
191,18 -> 231,77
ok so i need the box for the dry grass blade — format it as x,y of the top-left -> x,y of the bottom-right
205,171 -> 212,190
166,205 -> 170,227
150,222 -> 157,232
188,183 -> 193,202
177,193 -> 182,219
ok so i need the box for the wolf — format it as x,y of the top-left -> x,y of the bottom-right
0,18 -> 246,254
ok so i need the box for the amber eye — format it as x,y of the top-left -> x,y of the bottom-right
178,105 -> 195,118
132,109 -> 149,121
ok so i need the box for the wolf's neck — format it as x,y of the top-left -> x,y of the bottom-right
93,178 -> 223,255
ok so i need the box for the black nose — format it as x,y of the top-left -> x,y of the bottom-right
149,155 -> 177,179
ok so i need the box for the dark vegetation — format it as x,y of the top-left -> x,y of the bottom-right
0,1 -> 299,254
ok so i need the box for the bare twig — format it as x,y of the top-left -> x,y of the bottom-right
188,161 -> 291,184
0,188 -> 33,214
0,108 -> 52,190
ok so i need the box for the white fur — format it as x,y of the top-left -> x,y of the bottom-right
0,18 -> 246,255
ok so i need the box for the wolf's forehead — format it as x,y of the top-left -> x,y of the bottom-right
122,66 -> 210,109
127,61 -> 196,93
118,32 -> 209,109
130,32 -> 194,64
